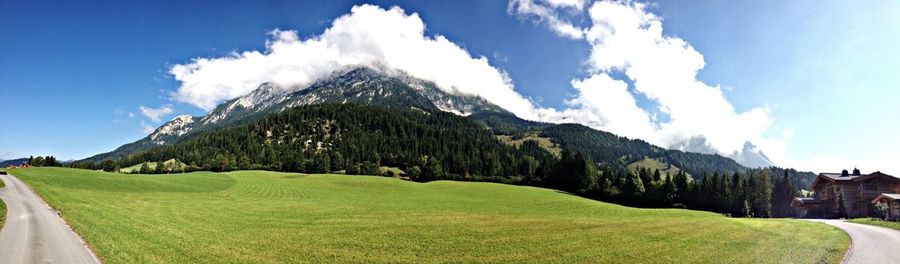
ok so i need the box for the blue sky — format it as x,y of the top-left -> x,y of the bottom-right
1,0 -> 897,173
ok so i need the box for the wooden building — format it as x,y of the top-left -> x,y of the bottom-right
792,169 -> 900,218
872,193 -> 900,220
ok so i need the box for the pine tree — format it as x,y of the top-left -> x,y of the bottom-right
406,166 -> 422,179
330,152 -> 345,171
154,161 -> 166,174
836,192 -> 848,218
674,171 -> 690,203
755,170 -> 773,217
346,163 -> 361,175
139,162 -> 151,174
422,158 -> 443,181
623,172 -> 645,201
313,153 -> 331,173
729,172 -> 745,216
661,174 -> 676,205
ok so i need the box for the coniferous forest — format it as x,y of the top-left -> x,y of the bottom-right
68,103 -> 804,217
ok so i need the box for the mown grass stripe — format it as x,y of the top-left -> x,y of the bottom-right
11,167 -> 847,264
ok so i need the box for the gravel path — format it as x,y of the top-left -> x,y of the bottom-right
808,219 -> 900,264
0,173 -> 100,264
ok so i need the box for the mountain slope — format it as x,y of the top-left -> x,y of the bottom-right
117,103 -> 544,180
82,67 -> 506,162
0,158 -> 28,167
86,66 -> 754,179
469,112 -> 748,176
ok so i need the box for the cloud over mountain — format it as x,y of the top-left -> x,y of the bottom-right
513,0 -> 786,163
508,0 -> 587,39
168,2 -> 786,165
139,105 -> 174,122
170,4 -> 535,117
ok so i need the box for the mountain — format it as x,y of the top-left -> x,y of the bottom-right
0,158 -> 28,167
81,67 -> 506,162
729,142 -> 776,168
469,113 -> 748,176
84,66 -> 759,178
669,137 -> 775,168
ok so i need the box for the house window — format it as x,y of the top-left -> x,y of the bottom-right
864,180 -> 877,191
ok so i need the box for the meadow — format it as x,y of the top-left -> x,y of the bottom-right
9,167 -> 847,263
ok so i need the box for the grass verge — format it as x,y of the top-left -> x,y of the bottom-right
848,218 -> 900,231
0,173 -> 5,229
10,167 -> 848,264
0,199 -> 5,230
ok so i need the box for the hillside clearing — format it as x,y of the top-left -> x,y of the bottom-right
496,133 -> 562,157
627,157 -> 692,180
118,159 -> 188,173
10,167 -> 847,263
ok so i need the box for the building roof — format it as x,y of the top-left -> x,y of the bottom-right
872,193 -> 900,203
818,173 -> 864,181
854,171 -> 900,181
878,193 -> 900,200
812,171 -> 900,190
792,197 -> 824,205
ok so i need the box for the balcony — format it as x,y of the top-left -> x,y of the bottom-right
858,190 -> 884,200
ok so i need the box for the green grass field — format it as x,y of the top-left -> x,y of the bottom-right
9,167 -> 847,263
849,218 -> 900,231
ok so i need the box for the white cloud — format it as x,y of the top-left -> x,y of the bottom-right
563,73 -> 657,140
171,5 -> 536,117
582,1 -> 779,156
544,0 -> 587,10
139,105 -> 174,122
784,155 -> 900,177
512,0 -> 786,163
169,2 -> 785,166
508,0 -> 585,39
140,120 -> 156,134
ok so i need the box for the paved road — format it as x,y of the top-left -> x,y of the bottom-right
808,219 -> 900,264
0,173 -> 100,264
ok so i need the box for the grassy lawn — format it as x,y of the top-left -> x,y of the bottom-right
849,218 -> 900,231
10,167 -> 847,263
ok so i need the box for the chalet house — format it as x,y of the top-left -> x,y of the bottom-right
791,169 -> 900,218
872,194 -> 900,220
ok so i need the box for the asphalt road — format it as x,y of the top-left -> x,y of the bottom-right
0,173 -> 100,264
808,219 -> 900,264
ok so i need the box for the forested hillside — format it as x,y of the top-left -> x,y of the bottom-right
116,104 -> 551,181
470,112 -> 748,177
68,104 -> 806,217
